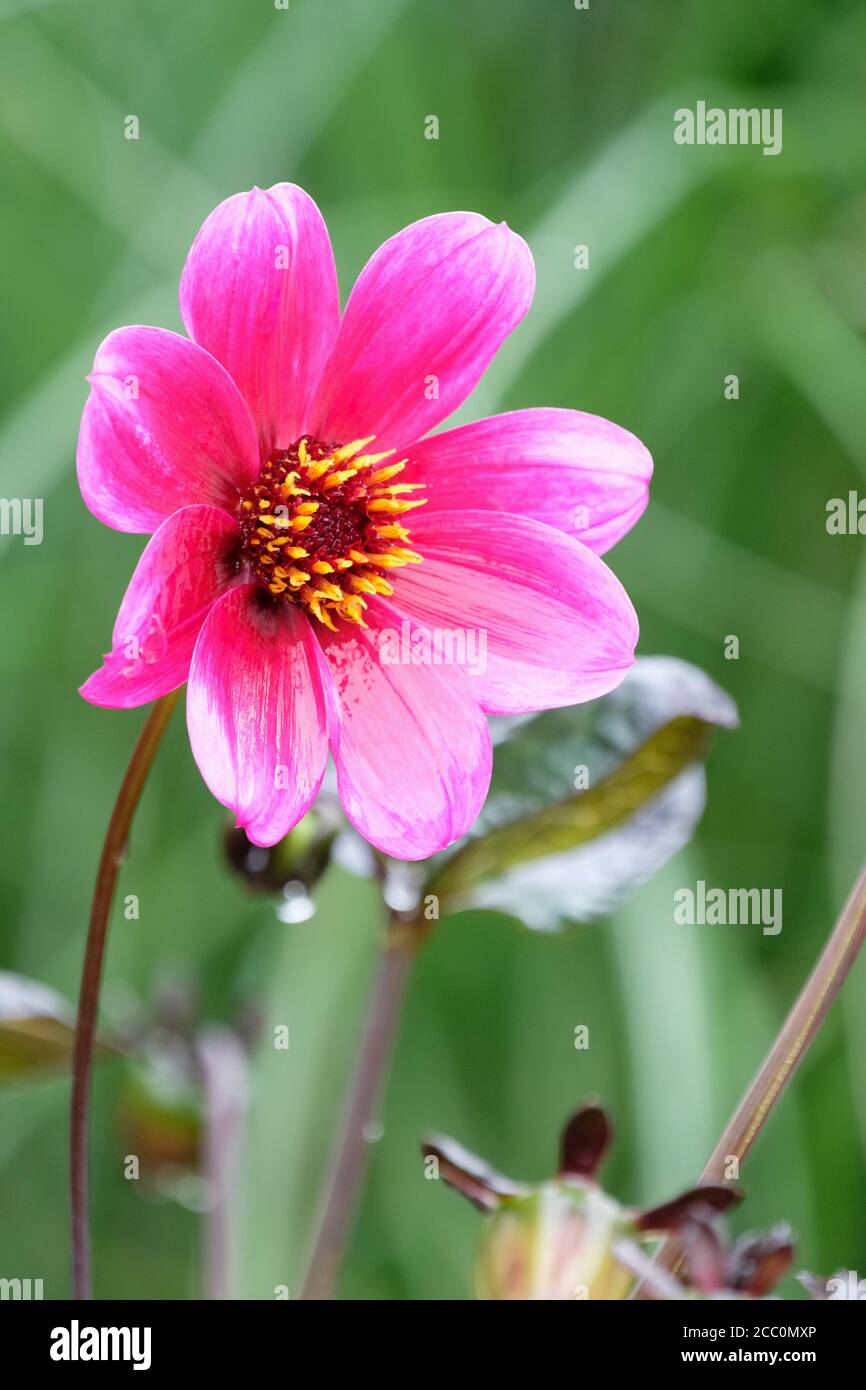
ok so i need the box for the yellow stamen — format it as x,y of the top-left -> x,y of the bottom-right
375,524 -> 410,540
372,483 -> 425,495
330,435 -> 375,464
322,468 -> 359,490
367,461 -> 406,485
279,472 -> 306,498
239,430 -> 429,630
351,448 -> 396,470
366,497 -> 428,514
305,457 -> 335,482
315,579 -> 345,602
365,551 -> 413,568
365,573 -> 394,596
301,586 -> 338,631
339,597 -> 368,627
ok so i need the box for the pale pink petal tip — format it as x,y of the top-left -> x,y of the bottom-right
313,210 -> 535,453
403,407 -> 652,555
390,510 -> 639,717
180,183 -> 340,455
77,326 -> 260,534
319,603 -> 493,859
186,585 -> 330,847
79,506 -> 241,709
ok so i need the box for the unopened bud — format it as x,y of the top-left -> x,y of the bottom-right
223,800 -> 340,901
477,1183 -> 634,1300
423,1102 -> 742,1302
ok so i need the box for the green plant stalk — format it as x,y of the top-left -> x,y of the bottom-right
198,1027 -> 249,1301
299,910 -> 426,1300
651,857 -> 866,1285
70,690 -> 180,1300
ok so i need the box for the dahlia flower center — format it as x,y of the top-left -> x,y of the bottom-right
237,435 -> 426,630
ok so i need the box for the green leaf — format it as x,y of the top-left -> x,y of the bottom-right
427,658 -> 738,932
0,972 -> 116,1079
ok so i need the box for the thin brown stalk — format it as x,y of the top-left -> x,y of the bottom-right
70,690 -> 179,1300
652,858 -> 866,1284
299,912 -> 425,1300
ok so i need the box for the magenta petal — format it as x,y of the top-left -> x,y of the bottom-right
186,585 -> 330,847
312,212 -> 534,453
390,510 -> 639,715
406,408 -> 652,554
318,602 -> 492,859
80,506 -> 240,709
78,326 -> 260,534
180,184 -> 340,454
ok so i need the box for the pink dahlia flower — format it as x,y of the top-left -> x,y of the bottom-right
78,184 -> 650,859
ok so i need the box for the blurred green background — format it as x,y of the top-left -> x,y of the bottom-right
2,0 -> 866,1299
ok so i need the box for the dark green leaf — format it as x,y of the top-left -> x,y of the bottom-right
0,972 -> 116,1079
427,658 -> 737,931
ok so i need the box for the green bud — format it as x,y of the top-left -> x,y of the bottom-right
119,1040 -> 201,1183
423,1102 -> 742,1301
223,799 -> 340,908
476,1182 -> 636,1301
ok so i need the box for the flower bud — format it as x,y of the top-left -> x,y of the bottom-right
423,1101 -> 742,1301
119,1037 -> 201,1186
476,1183 -> 635,1300
223,799 -> 340,906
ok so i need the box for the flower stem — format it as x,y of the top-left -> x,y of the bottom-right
198,1027 -> 249,1300
70,690 -> 180,1300
299,910 -> 425,1300
653,857 -> 866,1283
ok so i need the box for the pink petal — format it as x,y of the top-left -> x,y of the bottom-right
186,584 -> 330,846
180,184 -> 340,455
318,602 -> 492,859
405,408 -> 652,554
78,326 -> 260,533
312,212 -> 534,454
80,505 -> 241,709
389,510 -> 639,715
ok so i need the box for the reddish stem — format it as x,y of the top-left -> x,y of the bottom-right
70,691 -> 179,1299
652,858 -> 866,1284
299,914 -> 423,1300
